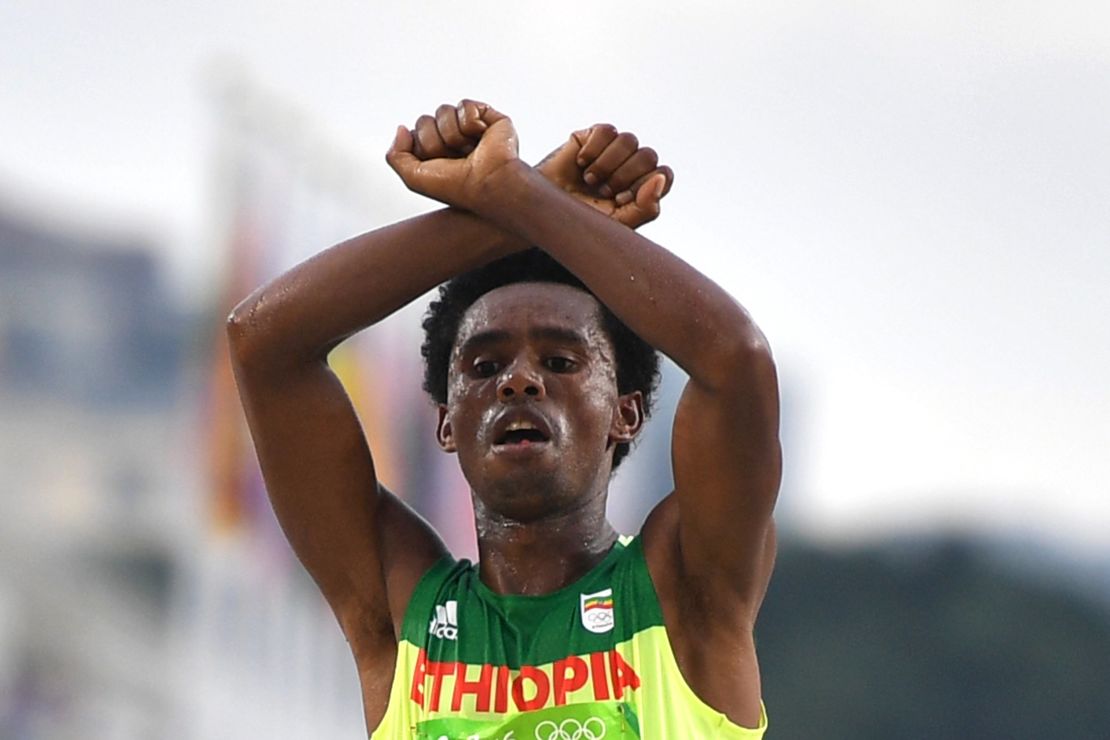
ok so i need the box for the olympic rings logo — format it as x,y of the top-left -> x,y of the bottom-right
583,611 -> 612,628
533,717 -> 607,740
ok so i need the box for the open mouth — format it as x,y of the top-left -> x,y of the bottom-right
492,418 -> 552,450
497,428 -> 549,445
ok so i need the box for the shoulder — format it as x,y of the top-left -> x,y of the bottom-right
637,494 -> 771,730
394,555 -> 469,635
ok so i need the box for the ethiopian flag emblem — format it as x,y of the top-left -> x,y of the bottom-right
580,588 -> 615,634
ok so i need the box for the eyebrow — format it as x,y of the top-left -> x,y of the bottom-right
458,326 -> 591,356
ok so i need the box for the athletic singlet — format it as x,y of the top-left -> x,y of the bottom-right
370,535 -> 767,739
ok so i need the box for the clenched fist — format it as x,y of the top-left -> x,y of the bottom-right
386,99 -> 673,229
385,99 -> 519,213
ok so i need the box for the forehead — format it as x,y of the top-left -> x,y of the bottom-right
454,282 -> 607,351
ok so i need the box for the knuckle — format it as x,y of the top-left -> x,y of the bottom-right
458,101 -> 477,122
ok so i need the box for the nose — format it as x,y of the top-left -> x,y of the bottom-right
497,362 -> 545,401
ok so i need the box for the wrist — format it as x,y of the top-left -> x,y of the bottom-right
471,159 -> 541,220
443,206 -> 529,260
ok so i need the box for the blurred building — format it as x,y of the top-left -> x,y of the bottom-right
175,75 -> 415,740
0,201 -> 190,738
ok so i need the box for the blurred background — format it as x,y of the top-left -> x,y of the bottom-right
1,1 -> 1108,738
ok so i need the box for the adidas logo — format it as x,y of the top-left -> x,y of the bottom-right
428,600 -> 458,640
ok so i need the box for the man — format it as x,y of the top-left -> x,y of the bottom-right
228,100 -> 780,738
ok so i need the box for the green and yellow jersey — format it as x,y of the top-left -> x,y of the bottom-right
371,536 -> 767,739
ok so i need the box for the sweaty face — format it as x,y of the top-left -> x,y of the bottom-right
438,282 -> 635,521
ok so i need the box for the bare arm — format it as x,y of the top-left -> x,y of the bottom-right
387,103 -> 780,613
484,161 -> 781,609
227,206 -> 518,642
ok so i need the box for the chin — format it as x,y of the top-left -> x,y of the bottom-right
470,463 -> 575,521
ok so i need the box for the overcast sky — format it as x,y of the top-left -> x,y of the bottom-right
2,1 -> 1107,555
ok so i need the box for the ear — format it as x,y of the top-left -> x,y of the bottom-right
609,390 -> 645,445
436,404 -> 457,453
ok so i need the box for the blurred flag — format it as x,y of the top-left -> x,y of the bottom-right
200,72 -> 475,557
185,68 -> 486,740
205,204 -> 267,537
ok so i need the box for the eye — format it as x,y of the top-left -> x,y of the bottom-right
472,360 -> 500,377
544,356 -> 576,373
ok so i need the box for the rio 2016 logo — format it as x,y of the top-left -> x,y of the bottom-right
533,717 -> 607,739
431,708 -> 621,740
436,717 -> 609,740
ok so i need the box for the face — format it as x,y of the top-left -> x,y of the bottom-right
437,282 -> 643,522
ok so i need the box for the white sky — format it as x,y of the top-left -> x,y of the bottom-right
2,1 -> 1107,554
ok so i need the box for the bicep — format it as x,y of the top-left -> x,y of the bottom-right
668,347 -> 781,601
231,354 -> 447,638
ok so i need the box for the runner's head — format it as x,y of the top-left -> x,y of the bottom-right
422,248 -> 660,485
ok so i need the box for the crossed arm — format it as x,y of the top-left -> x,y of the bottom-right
228,102 -> 780,726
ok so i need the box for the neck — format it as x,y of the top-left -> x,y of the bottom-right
473,492 -> 618,596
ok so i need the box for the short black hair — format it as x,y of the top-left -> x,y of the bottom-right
421,248 -> 660,470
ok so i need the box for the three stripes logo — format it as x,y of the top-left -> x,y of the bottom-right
429,599 -> 459,640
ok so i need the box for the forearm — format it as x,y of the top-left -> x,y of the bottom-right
227,207 -> 523,368
478,162 -> 768,389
